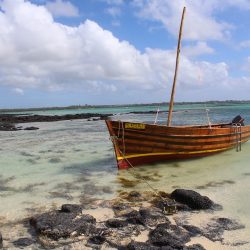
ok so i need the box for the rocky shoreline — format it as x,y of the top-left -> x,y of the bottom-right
0,113 -> 111,131
0,189 -> 246,249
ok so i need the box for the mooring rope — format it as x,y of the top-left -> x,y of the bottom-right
111,122 -> 177,211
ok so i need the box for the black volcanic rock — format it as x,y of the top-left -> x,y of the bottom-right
30,204 -> 97,240
0,122 -> 19,131
215,217 -> 245,231
61,204 -> 82,214
88,235 -> 106,245
202,217 -> 245,242
0,232 -> 2,249
106,219 -> 128,228
124,210 -> 145,225
182,224 -> 203,237
12,238 -> 34,248
139,207 -> 170,227
24,126 -> 39,130
170,189 -> 214,210
149,223 -> 190,247
0,113 -> 112,124
127,240 -> 160,250
184,244 -> 206,250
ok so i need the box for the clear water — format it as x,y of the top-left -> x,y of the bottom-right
1,104 -> 250,248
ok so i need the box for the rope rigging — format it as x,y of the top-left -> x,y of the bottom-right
111,120 -> 177,215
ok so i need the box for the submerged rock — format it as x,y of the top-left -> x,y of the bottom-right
170,189 -> 214,210
0,122 -> 19,131
61,204 -> 82,214
202,217 -> 245,242
24,126 -> 39,130
215,217 -> 245,231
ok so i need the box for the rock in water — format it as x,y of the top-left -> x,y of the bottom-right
215,217 -> 245,231
24,127 -> 39,130
170,189 -> 214,210
61,204 -> 82,214
0,123 -> 19,131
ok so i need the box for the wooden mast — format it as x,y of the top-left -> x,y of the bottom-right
167,6 -> 186,126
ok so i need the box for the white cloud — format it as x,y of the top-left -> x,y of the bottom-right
0,0 -> 249,102
240,40 -> 250,48
131,0 -> 237,41
183,42 -> 214,57
12,88 -> 24,95
105,6 -> 121,17
111,20 -> 121,27
105,0 -> 124,5
45,0 -> 79,17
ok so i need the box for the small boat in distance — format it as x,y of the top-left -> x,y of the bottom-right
105,7 -> 250,169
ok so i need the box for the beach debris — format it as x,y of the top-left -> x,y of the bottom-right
170,189 -> 214,210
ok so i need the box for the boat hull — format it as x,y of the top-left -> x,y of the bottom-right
106,120 -> 250,169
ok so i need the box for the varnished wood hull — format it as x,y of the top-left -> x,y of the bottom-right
106,120 -> 250,169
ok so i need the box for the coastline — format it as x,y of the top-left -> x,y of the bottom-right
1,107 -> 250,249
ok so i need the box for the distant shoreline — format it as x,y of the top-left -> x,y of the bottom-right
1,100 -> 250,112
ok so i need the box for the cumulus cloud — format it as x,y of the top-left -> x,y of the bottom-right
131,0 -> 240,41
45,0 -> 79,17
0,0 -> 248,102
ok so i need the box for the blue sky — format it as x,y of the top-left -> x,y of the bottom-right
0,0 -> 250,108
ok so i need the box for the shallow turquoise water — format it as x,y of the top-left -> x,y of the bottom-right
1,104 -> 250,248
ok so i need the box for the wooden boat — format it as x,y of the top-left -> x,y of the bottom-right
105,7 -> 250,169
106,119 -> 250,169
